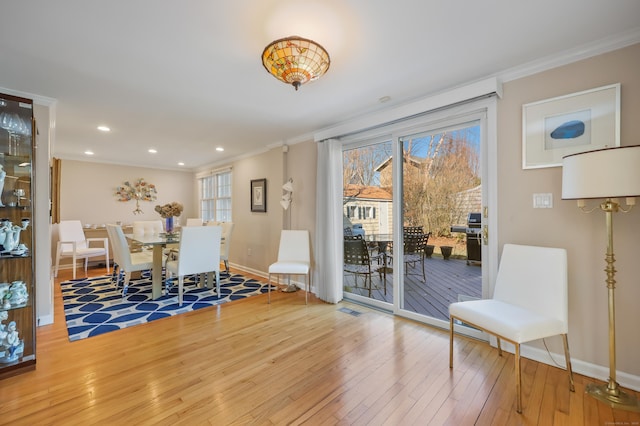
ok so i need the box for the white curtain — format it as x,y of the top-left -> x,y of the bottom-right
314,138 -> 343,303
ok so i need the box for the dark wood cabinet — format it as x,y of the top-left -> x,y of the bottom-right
0,93 -> 36,378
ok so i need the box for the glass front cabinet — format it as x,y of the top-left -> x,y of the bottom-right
0,93 -> 36,378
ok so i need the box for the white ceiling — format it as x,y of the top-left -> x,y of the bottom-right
1,1 -> 639,171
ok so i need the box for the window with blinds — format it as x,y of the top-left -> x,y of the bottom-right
199,170 -> 232,222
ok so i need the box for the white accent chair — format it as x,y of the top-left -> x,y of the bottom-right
267,230 -> 311,304
185,218 -> 203,227
449,244 -> 575,413
165,226 -> 222,306
54,220 -> 109,279
208,221 -> 234,273
106,224 -> 158,297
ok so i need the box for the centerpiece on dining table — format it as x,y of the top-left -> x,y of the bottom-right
155,202 -> 183,237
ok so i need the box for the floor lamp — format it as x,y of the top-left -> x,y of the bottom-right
280,178 -> 297,292
562,145 -> 640,412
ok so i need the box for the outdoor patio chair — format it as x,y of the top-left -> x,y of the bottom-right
403,226 -> 424,235
449,244 -> 575,413
343,235 -> 387,297
403,233 -> 428,280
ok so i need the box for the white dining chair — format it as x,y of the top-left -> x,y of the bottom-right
208,221 -> 234,273
106,224 -> 159,297
54,220 -> 109,279
449,243 -> 575,413
132,220 -> 164,236
268,230 -> 311,304
165,226 -> 222,306
185,218 -> 203,227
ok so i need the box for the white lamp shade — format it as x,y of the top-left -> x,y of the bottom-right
282,180 -> 294,193
562,145 -> 640,200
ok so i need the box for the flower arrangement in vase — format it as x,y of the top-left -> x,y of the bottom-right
155,202 -> 183,235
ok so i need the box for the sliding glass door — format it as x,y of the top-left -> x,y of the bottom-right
340,99 -> 496,335
398,120 -> 483,326
342,139 -> 394,310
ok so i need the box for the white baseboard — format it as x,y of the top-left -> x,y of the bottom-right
37,314 -> 54,326
499,340 -> 640,392
229,263 -> 311,291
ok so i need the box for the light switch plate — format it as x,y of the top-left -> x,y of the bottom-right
533,193 -> 553,208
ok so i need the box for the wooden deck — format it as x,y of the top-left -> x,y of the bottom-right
344,254 -> 481,321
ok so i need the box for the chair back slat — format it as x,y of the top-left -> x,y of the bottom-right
277,230 -> 310,263
403,233 -> 428,255
493,244 -> 568,326
176,226 -> 221,276
343,238 -> 370,266
59,220 -> 89,250
132,220 -> 163,236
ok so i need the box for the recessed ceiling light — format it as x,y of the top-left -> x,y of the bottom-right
148,149 -> 157,154
97,126 -> 110,132
216,147 -> 224,152
84,150 -> 94,155
178,162 -> 185,166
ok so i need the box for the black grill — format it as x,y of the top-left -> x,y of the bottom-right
451,213 -> 482,264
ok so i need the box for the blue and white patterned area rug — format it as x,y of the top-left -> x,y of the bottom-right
61,271 -> 268,341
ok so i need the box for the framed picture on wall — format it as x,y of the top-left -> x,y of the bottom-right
250,178 -> 267,212
522,83 -> 620,169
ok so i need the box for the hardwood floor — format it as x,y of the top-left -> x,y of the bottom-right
1,267 -> 639,425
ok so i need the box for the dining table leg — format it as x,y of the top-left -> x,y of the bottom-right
151,244 -> 164,299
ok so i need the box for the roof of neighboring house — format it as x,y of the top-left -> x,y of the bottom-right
375,155 -> 430,173
344,184 -> 392,201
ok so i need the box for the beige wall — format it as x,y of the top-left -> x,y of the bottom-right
59,160 -> 196,225
55,160 -> 196,269
497,43 -> 640,377
226,140 -> 317,276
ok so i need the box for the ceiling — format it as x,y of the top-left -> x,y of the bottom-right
1,1 -> 639,171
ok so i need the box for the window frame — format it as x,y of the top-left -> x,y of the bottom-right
198,169 -> 232,222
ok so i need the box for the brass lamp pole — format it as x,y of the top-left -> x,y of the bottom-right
562,145 -> 640,412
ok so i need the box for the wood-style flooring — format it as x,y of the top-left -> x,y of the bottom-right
344,256 -> 482,321
1,267 -> 639,425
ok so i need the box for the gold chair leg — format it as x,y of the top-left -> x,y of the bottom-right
515,343 -> 522,413
562,334 -> 576,392
449,316 -> 455,368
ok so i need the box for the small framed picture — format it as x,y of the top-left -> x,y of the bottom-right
522,83 -> 620,169
250,178 -> 267,212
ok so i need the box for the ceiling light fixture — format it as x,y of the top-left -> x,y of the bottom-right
216,147 -> 224,152
261,36 -> 330,91
148,149 -> 157,154
97,126 -> 110,132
